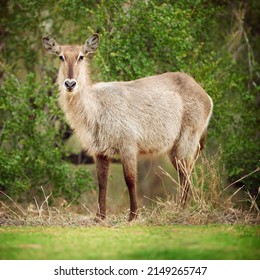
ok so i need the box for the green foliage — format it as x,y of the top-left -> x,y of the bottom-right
221,69 -> 260,188
92,1 -> 216,80
0,72 -> 93,199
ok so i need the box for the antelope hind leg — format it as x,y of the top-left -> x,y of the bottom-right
121,151 -> 138,221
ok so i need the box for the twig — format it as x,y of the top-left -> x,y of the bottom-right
79,202 -> 95,216
223,167 -> 259,192
40,186 -> 52,221
65,198 -> 76,209
143,195 -> 160,204
224,185 -> 244,204
0,191 -> 26,215
247,191 -> 260,213
33,197 -> 41,218
0,201 -> 21,219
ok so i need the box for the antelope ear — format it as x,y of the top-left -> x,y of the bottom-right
42,35 -> 61,55
83,33 -> 100,54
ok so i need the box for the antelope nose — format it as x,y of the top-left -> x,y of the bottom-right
64,79 -> 77,91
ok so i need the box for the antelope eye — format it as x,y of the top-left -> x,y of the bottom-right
59,55 -> 64,62
78,55 -> 84,61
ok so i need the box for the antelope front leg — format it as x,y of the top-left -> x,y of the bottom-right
121,152 -> 138,221
95,154 -> 110,220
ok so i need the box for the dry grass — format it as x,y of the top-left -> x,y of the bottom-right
139,154 -> 259,225
0,155 -> 259,227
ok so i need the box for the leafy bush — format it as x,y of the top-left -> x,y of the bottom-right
0,72 -> 93,200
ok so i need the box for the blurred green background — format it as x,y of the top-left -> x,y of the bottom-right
0,0 -> 259,210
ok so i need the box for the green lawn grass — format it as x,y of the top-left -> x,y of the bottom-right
0,225 -> 259,260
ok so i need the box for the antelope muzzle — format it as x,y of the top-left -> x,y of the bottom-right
64,79 -> 78,92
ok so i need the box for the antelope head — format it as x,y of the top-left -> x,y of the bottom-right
42,34 -> 100,95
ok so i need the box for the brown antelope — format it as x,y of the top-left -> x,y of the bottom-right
42,33 -> 213,221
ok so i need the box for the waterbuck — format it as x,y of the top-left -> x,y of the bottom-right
42,33 -> 213,221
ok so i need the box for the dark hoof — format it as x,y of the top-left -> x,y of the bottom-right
128,211 -> 138,222
94,213 -> 106,223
